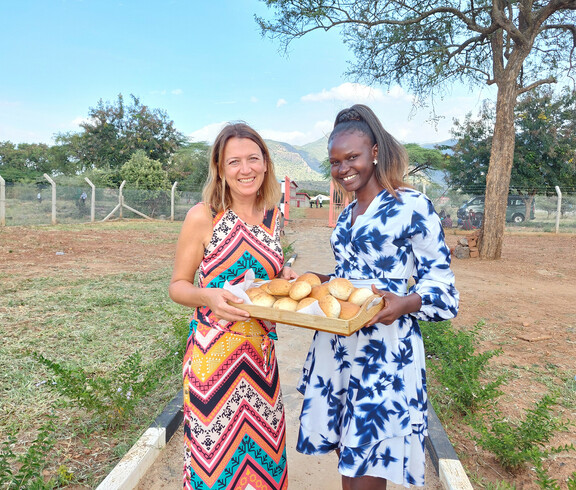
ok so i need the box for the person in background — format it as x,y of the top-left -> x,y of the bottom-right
169,122 -> 295,489
443,214 -> 453,228
296,104 -> 459,489
37,192 -> 42,203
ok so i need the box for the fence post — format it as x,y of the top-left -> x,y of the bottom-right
85,177 -> 96,222
119,181 -> 125,219
0,174 -> 5,226
171,181 -> 178,221
555,186 -> 562,234
43,173 -> 57,225
283,177 -> 290,221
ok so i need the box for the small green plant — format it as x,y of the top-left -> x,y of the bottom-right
282,239 -> 296,258
481,481 -> 516,490
472,394 -> 575,473
0,415 -> 57,489
421,320 -> 505,414
32,348 -> 179,427
567,472 -> 576,490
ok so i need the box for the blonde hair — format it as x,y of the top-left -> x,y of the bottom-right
202,123 -> 281,213
329,104 -> 408,200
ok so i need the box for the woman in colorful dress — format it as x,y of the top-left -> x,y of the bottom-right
169,123 -> 293,489
296,105 -> 459,489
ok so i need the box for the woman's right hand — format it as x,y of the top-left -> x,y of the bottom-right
203,287 -> 251,323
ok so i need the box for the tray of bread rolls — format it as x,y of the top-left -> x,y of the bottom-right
229,273 -> 385,336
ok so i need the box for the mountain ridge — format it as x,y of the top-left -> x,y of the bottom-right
264,136 -> 455,184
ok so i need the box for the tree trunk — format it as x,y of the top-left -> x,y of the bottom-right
479,78 -> 517,260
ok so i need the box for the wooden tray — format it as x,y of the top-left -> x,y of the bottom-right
230,294 -> 384,336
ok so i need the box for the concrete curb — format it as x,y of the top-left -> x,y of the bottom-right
426,404 -> 474,489
100,391 -> 473,490
96,389 -> 184,490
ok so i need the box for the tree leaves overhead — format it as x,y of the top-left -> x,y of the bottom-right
257,1 -> 576,100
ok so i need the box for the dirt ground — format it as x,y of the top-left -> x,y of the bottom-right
1,208 -> 575,488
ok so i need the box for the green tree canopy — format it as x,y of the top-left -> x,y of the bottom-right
56,94 -> 186,174
446,88 -> 576,199
512,87 -> 576,195
405,144 -> 445,176
166,142 -> 211,190
120,150 -> 171,190
257,0 -> 576,259
0,141 -> 54,182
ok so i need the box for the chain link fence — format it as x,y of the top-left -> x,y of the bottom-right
0,180 -> 204,226
1,177 -> 575,233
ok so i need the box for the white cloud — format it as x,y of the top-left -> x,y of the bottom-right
276,98 -> 287,107
250,96 -> 259,103
262,120 -> 332,145
260,129 -> 307,145
188,122 -> 228,144
171,88 -> 183,95
301,82 -> 386,103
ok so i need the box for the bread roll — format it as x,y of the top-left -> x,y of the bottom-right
296,297 -> 317,311
273,297 -> 298,312
246,287 -> 264,301
295,272 -> 321,288
318,295 -> 341,318
265,278 -> 292,296
337,300 -> 360,320
348,287 -> 374,306
289,281 -> 312,301
248,289 -> 276,307
309,283 -> 331,300
328,278 -> 355,301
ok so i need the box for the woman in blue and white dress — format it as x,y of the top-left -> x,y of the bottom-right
295,104 -> 459,489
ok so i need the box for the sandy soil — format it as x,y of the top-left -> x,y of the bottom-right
1,208 -> 575,488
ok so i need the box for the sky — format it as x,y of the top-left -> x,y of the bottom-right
1,0 -> 498,148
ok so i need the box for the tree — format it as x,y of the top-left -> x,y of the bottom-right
446,87 -> 576,218
257,0 -> 576,259
56,94 -> 186,176
120,150 -> 171,217
512,87 -> 576,198
0,141 -> 54,182
444,102 -> 495,193
120,150 -> 170,190
405,144 -> 445,177
166,142 -> 211,190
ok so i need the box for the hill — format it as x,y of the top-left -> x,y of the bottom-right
265,137 -> 328,182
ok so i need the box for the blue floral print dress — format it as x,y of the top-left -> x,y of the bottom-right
296,188 -> 459,487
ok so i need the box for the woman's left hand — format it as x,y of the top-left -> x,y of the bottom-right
369,285 -> 422,325
278,266 -> 298,280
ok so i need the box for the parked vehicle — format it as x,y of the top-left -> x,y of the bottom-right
457,195 -> 535,223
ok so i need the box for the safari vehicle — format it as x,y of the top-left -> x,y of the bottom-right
457,194 -> 535,223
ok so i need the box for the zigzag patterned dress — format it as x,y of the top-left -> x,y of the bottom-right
183,206 -> 288,490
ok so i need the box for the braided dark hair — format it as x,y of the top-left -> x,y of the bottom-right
329,104 -> 408,198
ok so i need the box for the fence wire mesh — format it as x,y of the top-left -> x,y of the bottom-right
1,180 -> 575,232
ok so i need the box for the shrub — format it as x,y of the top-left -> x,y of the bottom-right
422,320 -> 505,415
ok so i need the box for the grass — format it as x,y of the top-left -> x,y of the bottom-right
0,218 -> 303,487
0,221 -> 187,486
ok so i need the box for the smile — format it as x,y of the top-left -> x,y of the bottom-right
238,177 -> 256,183
343,174 -> 358,182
